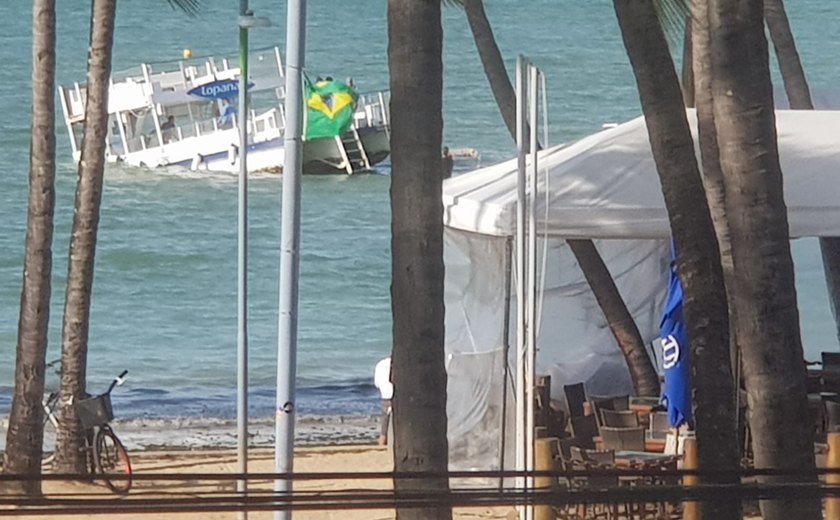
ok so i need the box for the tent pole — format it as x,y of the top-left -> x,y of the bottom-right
514,55 -> 529,520
525,64 -> 540,505
499,236 -> 514,490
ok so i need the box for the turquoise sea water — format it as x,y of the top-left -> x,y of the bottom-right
1,0 -> 839,444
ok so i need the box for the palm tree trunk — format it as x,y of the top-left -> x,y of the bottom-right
764,0 -> 840,349
463,0 -> 516,139
54,0 -> 117,474
566,240 -> 660,396
613,2 -> 741,519
765,0 -> 812,109
707,0 -> 819,517
3,0 -> 57,497
387,1 -> 451,519
680,16 -> 694,107
464,0 -> 659,396
692,0 -> 741,409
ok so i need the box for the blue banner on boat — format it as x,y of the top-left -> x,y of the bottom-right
660,242 -> 693,428
187,79 -> 254,100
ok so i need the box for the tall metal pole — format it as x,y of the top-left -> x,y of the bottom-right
275,1 -> 306,518
514,55 -> 528,520
236,1 -> 250,518
525,65 -> 539,513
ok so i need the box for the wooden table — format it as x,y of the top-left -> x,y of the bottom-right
614,450 -> 678,467
592,436 -> 666,453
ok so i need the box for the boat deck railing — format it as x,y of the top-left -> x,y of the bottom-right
110,46 -> 285,94
356,90 -> 390,130
57,47 -> 286,122
118,107 -> 282,157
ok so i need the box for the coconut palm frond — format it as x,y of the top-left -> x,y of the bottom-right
166,0 -> 201,17
652,0 -> 689,50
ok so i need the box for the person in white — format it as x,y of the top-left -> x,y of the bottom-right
374,356 -> 393,446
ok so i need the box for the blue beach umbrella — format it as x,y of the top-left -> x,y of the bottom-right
659,243 -> 693,428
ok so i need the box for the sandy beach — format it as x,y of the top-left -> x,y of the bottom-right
9,444 -> 517,519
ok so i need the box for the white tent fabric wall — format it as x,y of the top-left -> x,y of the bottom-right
443,109 -> 840,471
444,229 -> 668,470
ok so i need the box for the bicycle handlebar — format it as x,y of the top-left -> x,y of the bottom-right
107,370 -> 129,395
45,358 -> 61,374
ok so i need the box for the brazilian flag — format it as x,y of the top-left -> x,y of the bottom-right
304,78 -> 358,140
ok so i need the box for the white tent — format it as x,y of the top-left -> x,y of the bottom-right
443,109 -> 840,470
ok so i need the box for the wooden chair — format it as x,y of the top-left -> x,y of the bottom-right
825,399 -> 840,433
649,411 -> 670,433
564,382 -> 587,418
806,371 -> 824,394
557,436 -> 587,461
609,394 -> 630,412
589,396 -> 612,428
553,454 -> 585,520
643,456 -> 680,519
823,352 -> 840,392
569,445 -> 587,462
600,426 -> 646,451
570,414 -> 598,448
823,351 -> 840,369
581,448 -> 616,466
546,407 -> 568,439
601,409 -> 640,428
566,447 -> 619,520
590,395 -> 630,428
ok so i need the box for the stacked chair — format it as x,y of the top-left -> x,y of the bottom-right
557,384 -> 675,519
564,382 -> 587,419
601,409 -> 640,428
648,411 -> 670,437
590,395 -> 630,428
600,426 -> 646,451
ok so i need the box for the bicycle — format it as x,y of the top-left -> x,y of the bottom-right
41,359 -> 63,468
42,366 -> 133,494
77,369 -> 132,493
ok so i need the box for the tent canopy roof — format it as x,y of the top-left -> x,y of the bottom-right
443,109 -> 840,239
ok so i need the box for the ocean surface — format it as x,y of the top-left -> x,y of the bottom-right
1,0 -> 839,447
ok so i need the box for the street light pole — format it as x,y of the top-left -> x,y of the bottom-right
275,0 -> 306,519
234,9 -> 272,519
236,0 -> 250,518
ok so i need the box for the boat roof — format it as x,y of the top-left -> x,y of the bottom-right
60,46 -> 285,116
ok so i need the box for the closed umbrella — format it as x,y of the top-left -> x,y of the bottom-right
660,243 -> 693,428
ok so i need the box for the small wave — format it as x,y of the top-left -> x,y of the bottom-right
104,413 -> 381,450
0,379 -> 382,420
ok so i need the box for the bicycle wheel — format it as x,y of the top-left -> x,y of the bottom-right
94,426 -> 132,494
41,450 -> 56,468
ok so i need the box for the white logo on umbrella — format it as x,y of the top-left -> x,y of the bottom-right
661,334 -> 680,370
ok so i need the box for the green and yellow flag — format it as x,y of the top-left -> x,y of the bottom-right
304,78 -> 358,140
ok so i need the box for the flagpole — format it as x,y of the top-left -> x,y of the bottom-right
274,0 -> 306,519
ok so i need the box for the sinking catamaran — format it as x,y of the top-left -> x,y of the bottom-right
58,46 -> 390,174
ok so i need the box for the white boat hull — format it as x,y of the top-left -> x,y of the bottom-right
104,128 -> 389,175
302,126 -> 390,174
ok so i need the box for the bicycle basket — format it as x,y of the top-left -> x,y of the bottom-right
75,394 -> 113,429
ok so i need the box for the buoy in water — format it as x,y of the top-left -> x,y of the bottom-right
182,48 -> 193,59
